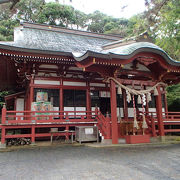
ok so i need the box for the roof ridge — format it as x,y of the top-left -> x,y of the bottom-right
21,21 -> 123,41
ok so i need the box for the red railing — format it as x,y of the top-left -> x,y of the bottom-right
144,111 -> 180,122
96,110 -> 111,139
138,111 -> 180,135
162,112 -> 180,122
1,108 -> 97,125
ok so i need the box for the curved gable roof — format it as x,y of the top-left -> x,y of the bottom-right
73,42 -> 180,67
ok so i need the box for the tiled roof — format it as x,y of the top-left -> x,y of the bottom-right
73,42 -> 180,66
0,22 -> 179,66
0,22 -> 119,54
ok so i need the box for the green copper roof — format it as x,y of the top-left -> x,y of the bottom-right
0,22 -> 179,66
74,42 -> 180,66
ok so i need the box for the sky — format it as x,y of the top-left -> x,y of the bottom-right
46,0 -> 146,19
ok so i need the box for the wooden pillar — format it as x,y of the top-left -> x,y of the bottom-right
1,127 -> 6,145
31,125 -> 35,144
86,82 -> 91,119
29,76 -> 34,110
122,89 -> 128,120
65,125 -> 69,140
156,86 -> 165,138
1,104 -> 6,145
110,79 -> 118,144
60,88 -> 63,119
1,104 -> 6,124
105,113 -> 111,139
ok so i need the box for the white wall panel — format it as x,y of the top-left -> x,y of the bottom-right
63,81 -> 86,86
64,107 -> 75,116
76,107 -> 86,115
90,83 -> 105,87
16,98 -> 24,120
128,108 -> 134,117
34,80 -> 60,85
117,108 -> 124,118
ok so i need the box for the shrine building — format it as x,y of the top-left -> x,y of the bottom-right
0,22 -> 180,147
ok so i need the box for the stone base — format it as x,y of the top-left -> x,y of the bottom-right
30,142 -> 36,146
159,136 -> 165,142
125,135 -> 150,144
118,138 -> 126,144
151,136 -> 166,143
101,139 -> 112,145
0,143 -> 6,149
101,138 -> 126,144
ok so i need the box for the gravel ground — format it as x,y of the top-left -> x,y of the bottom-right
0,143 -> 180,180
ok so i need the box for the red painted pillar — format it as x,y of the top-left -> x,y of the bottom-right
122,89 -> 128,120
156,86 -> 165,137
86,82 -> 91,119
1,104 -> 6,124
110,79 -> 118,144
60,88 -> 63,119
29,76 -> 34,111
31,125 -> 35,144
1,128 -> 6,145
1,104 -> 6,145
65,125 -> 69,140
151,117 -> 157,137
105,113 -> 111,139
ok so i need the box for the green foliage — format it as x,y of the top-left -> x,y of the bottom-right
166,84 -> 180,111
154,0 -> 180,60
87,11 -> 107,33
144,0 -> 180,60
0,91 -> 11,107
0,19 -> 19,41
36,2 -> 76,27
127,14 -> 147,36
16,0 -> 45,22
73,10 -> 88,29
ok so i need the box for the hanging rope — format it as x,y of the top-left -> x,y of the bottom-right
106,77 -> 167,96
132,95 -> 139,131
141,95 -> 148,134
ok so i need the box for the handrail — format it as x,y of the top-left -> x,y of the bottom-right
96,110 -> 111,139
1,110 -> 97,125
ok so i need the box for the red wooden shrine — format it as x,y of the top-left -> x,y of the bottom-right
0,22 -> 180,147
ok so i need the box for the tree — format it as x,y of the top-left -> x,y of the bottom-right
105,18 -> 130,36
144,0 -> 180,60
0,90 -> 14,112
15,0 -> 45,23
87,11 -> 108,33
127,14 -> 146,36
37,2 -> 75,27
73,10 -> 88,30
0,19 -> 19,41
166,84 -> 180,111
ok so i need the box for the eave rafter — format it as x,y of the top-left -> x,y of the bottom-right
115,69 -> 155,80
76,51 -> 180,83
0,50 -> 75,64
